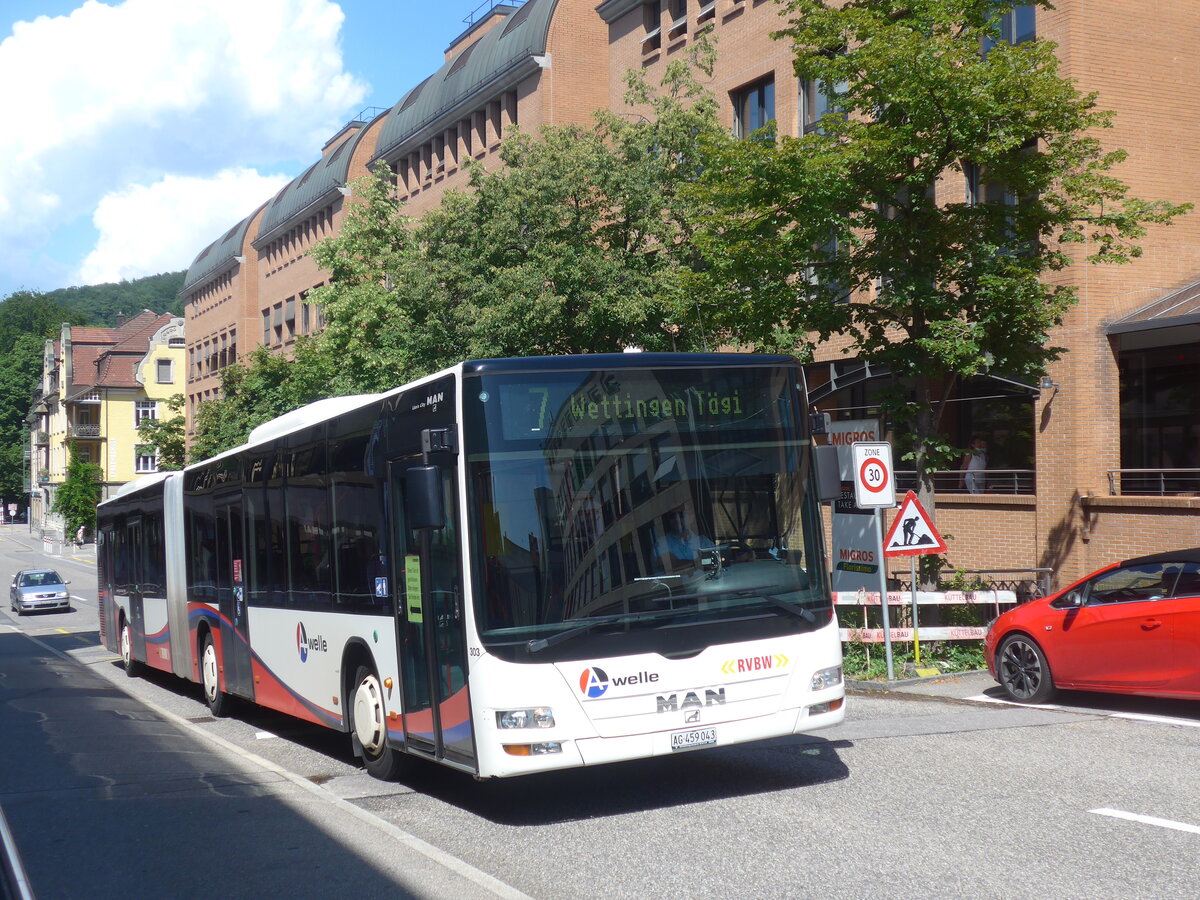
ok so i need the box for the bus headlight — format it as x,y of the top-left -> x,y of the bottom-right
503,742 -> 563,756
810,665 -> 843,691
496,707 -> 555,729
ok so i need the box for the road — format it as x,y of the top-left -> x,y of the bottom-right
3,526 -> 1199,899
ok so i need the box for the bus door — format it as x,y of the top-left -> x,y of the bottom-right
215,497 -> 253,699
124,517 -> 147,663
389,457 -> 474,767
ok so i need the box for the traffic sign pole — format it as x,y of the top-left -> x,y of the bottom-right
851,442 -> 897,679
875,508 -> 894,680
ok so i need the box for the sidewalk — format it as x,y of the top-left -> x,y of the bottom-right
848,669 -> 999,701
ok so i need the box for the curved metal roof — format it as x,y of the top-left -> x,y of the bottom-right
372,0 -> 557,163
255,122 -> 378,245
182,206 -> 262,291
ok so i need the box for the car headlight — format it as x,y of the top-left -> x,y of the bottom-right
55,591 -> 69,600
495,707 -> 555,729
810,665 -> 843,691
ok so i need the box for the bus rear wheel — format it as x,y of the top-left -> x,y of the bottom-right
201,633 -> 231,717
351,665 -> 402,781
120,619 -> 142,677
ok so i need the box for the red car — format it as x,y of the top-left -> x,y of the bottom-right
985,549 -> 1200,704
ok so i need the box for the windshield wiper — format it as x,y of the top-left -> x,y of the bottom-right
762,593 -> 818,624
526,610 -> 669,654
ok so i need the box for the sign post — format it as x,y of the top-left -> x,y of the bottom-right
882,490 -> 947,669
851,442 -> 897,679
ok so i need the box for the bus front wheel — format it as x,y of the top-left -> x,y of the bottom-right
351,665 -> 402,781
201,633 -> 231,717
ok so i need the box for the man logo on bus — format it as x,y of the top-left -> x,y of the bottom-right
579,667 -> 609,698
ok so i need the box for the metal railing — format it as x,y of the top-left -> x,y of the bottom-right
1107,468 -> 1200,496
68,424 -> 101,438
895,468 -> 1036,495
463,0 -> 526,27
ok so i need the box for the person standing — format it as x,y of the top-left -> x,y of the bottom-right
961,436 -> 987,494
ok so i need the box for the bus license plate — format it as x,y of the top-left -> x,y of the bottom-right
670,727 -> 717,752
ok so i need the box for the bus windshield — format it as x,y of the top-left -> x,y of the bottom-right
463,363 -> 829,661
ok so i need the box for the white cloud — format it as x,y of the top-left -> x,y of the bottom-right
0,0 -> 367,288
79,168 -> 292,285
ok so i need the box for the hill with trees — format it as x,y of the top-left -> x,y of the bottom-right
0,271 -> 185,513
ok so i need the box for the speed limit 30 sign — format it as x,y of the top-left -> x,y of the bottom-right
850,442 -> 896,508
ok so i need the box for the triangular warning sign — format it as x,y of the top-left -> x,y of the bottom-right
882,490 -> 947,557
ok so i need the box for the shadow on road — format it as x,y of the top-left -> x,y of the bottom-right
388,733 -> 852,826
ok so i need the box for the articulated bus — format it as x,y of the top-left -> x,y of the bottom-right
97,354 -> 845,780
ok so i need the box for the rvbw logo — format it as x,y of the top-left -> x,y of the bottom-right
296,623 -> 327,662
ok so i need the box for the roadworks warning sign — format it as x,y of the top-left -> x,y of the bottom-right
882,491 -> 947,557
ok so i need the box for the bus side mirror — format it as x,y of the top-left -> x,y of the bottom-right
406,466 -> 445,530
813,444 -> 842,503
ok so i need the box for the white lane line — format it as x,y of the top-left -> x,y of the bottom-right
967,695 -> 1200,728
1110,711 -> 1200,729
966,694 -> 1065,710
71,594 -> 90,603
255,731 -> 278,740
1091,808 -> 1200,836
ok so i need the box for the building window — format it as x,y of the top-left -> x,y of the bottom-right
800,77 -> 847,135
135,400 -> 157,426
156,358 -> 173,384
733,77 -> 775,139
285,297 -> 297,340
1119,342 -> 1200,494
263,309 -> 271,345
985,2 -> 1036,51
135,446 -> 158,474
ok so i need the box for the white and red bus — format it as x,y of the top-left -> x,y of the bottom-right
98,353 -> 845,779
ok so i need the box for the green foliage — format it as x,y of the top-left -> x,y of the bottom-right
188,342 -> 340,461
842,640 -> 986,680
51,443 -> 103,536
136,394 -> 187,470
24,272 -> 185,325
305,49 -> 724,390
689,0 -> 1189,516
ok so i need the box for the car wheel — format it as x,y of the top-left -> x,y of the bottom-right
201,632 -> 231,717
351,664 -> 402,781
997,634 -> 1056,704
120,620 -> 143,677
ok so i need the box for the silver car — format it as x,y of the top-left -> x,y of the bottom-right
9,568 -> 71,615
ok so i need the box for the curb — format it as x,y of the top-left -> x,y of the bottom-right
846,668 -> 991,692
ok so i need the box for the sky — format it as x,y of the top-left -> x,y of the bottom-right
0,0 -> 487,299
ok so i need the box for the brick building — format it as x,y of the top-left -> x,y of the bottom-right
182,0 -> 1198,585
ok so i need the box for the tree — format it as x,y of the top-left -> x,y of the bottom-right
51,443 -> 102,538
188,342 -> 339,461
136,394 -> 187,470
307,49 -> 724,388
689,0 -> 1189,530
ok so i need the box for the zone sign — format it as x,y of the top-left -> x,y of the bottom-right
850,442 -> 896,508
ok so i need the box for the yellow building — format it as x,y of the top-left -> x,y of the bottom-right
29,311 -> 186,535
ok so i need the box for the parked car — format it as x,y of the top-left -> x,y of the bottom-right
9,568 -> 72,615
985,549 -> 1200,703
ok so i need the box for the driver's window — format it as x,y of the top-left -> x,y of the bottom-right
1087,563 -> 1174,604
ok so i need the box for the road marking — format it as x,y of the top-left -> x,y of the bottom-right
255,731 -> 278,740
967,694 -> 1066,710
1091,808 -> 1200,836
71,594 -> 89,603
968,695 -> 1200,729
